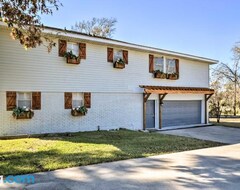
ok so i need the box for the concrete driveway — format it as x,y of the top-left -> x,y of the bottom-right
2,144 -> 240,190
158,126 -> 240,144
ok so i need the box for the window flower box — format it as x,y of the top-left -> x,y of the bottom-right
66,57 -> 80,64
113,58 -> 125,69
153,70 -> 166,79
64,51 -> 80,64
167,73 -> 179,80
12,107 -> 34,119
71,106 -> 88,116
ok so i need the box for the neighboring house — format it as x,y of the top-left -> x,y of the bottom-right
0,23 -> 217,136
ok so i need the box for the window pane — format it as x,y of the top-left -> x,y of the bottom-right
18,100 -> 31,108
72,100 -> 83,108
67,43 -> 79,56
72,93 -> 83,107
72,93 -> 83,100
166,59 -> 176,74
154,57 -> 164,71
114,50 -> 123,61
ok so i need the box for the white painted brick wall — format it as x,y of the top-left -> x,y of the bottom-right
0,92 -> 142,136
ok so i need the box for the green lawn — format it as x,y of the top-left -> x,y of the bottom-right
210,118 -> 240,128
0,130 -> 223,175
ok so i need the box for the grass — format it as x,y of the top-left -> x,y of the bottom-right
0,130 -> 223,175
210,118 -> 240,128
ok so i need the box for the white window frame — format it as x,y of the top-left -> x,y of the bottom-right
113,49 -> 123,62
67,42 -> 79,56
17,92 -> 32,109
154,56 -> 164,72
72,92 -> 84,108
152,55 -> 177,74
165,57 -> 177,74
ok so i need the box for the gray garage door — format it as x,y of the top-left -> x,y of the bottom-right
162,100 -> 201,128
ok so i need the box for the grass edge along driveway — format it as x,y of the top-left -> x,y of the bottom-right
0,130 -> 223,175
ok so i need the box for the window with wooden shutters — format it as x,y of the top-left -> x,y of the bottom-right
17,92 -> 32,109
122,50 -> 128,64
107,48 -> 114,62
84,93 -> 91,108
64,92 -> 72,109
67,42 -> 79,56
72,93 -> 84,108
79,43 -> 86,59
166,58 -> 177,74
59,40 -> 67,57
32,92 -> 41,110
149,54 -> 154,73
154,57 -> 164,72
6,91 -> 16,111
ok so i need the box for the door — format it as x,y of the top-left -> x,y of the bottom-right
162,100 -> 201,128
146,100 -> 155,128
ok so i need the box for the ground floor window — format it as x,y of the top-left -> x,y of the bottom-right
72,92 -> 84,108
17,92 -> 32,108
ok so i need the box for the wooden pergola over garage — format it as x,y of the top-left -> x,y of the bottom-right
139,85 -> 214,130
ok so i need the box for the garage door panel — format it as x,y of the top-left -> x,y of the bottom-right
162,100 -> 201,127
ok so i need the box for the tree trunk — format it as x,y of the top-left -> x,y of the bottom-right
234,81 -> 237,116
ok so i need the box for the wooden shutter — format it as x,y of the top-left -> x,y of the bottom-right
84,92 -> 91,108
59,39 -> 67,57
149,54 -> 154,73
123,50 -> 128,64
175,59 -> 179,78
6,91 -> 16,111
79,43 -> 86,59
64,92 -> 72,109
107,48 -> 114,62
32,92 -> 41,110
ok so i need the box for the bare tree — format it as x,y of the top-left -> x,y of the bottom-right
213,44 -> 240,115
0,0 -> 62,52
72,17 -> 117,38
209,77 -> 225,122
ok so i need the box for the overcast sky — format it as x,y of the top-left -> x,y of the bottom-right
42,0 -> 240,65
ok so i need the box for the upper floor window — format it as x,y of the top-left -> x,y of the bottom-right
154,57 -> 164,72
166,59 -> 177,74
114,50 -> 123,61
17,92 -> 32,108
67,42 -> 79,56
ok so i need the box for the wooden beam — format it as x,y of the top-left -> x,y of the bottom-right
145,89 -> 214,95
205,93 -> 213,101
143,93 -> 151,102
204,93 -> 214,124
159,93 -> 167,129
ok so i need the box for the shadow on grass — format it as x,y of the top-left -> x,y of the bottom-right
0,130 -> 223,175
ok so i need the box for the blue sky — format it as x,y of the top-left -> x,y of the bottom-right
42,0 -> 240,64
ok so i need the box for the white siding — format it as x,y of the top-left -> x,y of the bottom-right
0,29 -> 210,135
0,29 -> 210,93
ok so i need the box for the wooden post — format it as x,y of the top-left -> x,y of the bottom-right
159,95 -> 162,129
205,94 -> 213,124
143,94 -> 147,130
143,93 -> 151,130
159,93 -> 167,129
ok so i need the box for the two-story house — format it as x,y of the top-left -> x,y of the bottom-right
0,23 -> 217,136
